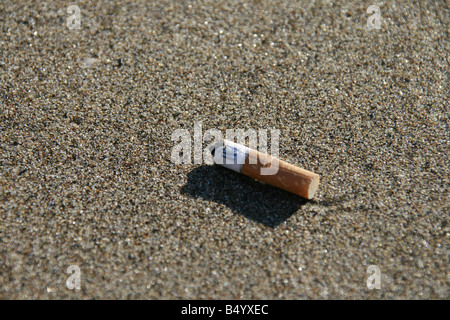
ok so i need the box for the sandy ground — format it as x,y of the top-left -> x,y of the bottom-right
0,0 -> 448,299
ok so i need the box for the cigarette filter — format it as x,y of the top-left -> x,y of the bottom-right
211,140 -> 320,199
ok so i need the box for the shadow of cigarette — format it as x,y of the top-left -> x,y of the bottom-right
180,165 -> 309,228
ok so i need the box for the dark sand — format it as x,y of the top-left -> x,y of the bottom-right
0,1 -> 448,299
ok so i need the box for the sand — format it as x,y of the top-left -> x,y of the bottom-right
0,0 -> 448,299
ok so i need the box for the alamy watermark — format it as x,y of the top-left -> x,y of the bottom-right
367,5 -> 382,30
66,265 -> 81,290
171,122 -> 280,174
366,265 -> 381,289
67,5 -> 81,30
66,5 -> 99,31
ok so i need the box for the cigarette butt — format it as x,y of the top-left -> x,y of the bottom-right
211,140 -> 320,199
